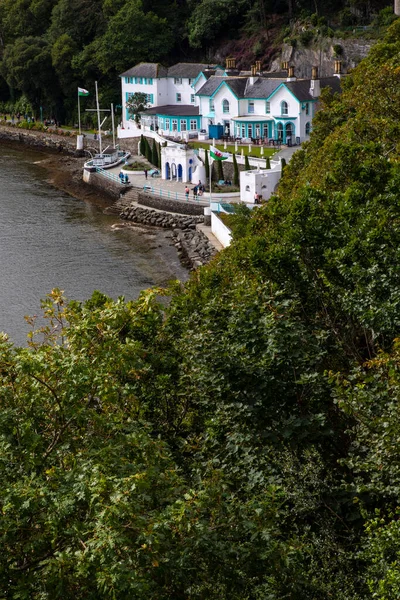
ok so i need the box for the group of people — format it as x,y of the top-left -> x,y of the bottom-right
119,171 -> 129,184
185,180 -> 205,200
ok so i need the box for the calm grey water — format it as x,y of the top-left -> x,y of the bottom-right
0,145 -> 187,346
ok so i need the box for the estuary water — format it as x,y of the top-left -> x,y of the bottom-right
0,145 -> 187,346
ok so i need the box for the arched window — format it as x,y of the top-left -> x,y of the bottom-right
277,122 -> 283,140
245,185 -> 250,191
222,99 -> 230,114
305,121 -> 311,135
286,122 -> 293,136
281,101 -> 288,115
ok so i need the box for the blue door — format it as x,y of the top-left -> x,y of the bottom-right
178,164 -> 183,181
165,162 -> 170,179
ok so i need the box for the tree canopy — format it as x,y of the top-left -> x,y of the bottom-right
2,11 -> 400,600
0,0 -> 394,119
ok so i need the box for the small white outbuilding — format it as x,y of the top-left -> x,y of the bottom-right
240,159 -> 282,204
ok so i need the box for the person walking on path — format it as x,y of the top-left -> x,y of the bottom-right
185,186 -> 189,199
192,185 -> 198,200
144,169 -> 148,179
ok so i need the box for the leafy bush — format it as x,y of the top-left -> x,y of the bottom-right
374,7 -> 397,28
333,43 -> 343,56
299,29 -> 314,46
340,8 -> 357,26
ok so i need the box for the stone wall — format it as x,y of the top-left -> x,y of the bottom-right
211,160 -> 246,182
138,192 -> 206,215
121,204 -> 204,228
0,124 -> 79,155
120,204 -> 215,268
84,171 -> 127,199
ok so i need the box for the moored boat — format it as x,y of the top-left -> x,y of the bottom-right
84,146 -> 131,172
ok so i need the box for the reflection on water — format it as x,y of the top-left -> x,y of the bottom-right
0,146 -> 187,346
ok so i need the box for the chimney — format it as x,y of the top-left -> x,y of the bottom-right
309,65 -> 321,98
255,60 -> 262,73
281,60 -> 289,71
286,65 -> 296,81
334,60 -> 342,78
395,0 -> 400,16
226,57 -> 236,71
249,64 -> 257,85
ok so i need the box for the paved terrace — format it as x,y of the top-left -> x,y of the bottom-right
105,144 -> 299,204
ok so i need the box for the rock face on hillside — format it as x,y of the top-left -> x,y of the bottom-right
271,38 -> 374,78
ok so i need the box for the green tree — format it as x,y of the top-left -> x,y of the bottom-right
244,153 -> 250,170
151,138 -> 158,166
232,152 -> 239,185
157,141 -> 162,168
139,133 -> 145,156
217,157 -> 224,180
126,92 -> 148,124
1,36 -> 59,112
144,136 -> 152,162
204,148 -> 210,179
96,0 -> 174,74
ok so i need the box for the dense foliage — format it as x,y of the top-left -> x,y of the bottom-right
0,0 -> 394,122
2,13 -> 400,600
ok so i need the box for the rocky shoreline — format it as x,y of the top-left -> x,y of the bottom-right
120,204 -> 217,268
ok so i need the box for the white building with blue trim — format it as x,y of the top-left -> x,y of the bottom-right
120,59 -> 343,144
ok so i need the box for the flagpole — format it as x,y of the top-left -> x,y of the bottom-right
78,90 -> 81,135
209,156 -> 213,206
111,103 -> 115,148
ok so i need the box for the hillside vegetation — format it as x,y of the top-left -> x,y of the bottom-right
0,0 -> 394,123
1,16 -> 400,600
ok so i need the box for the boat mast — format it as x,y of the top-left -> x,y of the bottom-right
95,81 -> 102,154
111,103 -> 116,148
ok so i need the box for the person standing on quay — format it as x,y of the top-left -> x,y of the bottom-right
185,186 -> 189,199
144,169 -> 148,179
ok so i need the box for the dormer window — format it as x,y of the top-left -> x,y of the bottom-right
248,101 -> 255,114
281,101 -> 288,115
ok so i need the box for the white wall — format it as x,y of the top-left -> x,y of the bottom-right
166,77 -> 196,105
211,86 -> 239,134
211,212 -> 232,248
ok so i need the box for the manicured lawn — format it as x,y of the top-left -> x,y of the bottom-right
189,141 -> 276,159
